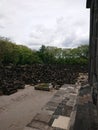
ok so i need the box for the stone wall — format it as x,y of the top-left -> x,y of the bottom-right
87,0 -> 98,85
86,0 -> 98,110
68,85 -> 98,130
0,64 -> 88,95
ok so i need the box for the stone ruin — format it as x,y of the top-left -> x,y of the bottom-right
86,0 -> 98,110
0,64 -> 88,95
87,0 -> 98,85
1,1 -> 98,129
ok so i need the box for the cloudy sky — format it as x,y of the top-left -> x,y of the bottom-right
0,0 -> 90,50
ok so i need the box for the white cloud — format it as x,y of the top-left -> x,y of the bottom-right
0,0 -> 90,49
27,15 -> 89,49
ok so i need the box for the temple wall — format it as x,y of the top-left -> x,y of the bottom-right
89,0 -> 98,85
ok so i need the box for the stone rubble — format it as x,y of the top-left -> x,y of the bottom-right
0,64 -> 88,95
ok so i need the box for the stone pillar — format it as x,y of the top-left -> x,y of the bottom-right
87,0 -> 98,85
87,0 -> 98,107
88,0 -> 94,85
94,0 -> 98,83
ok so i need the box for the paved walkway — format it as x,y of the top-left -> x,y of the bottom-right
0,85 -> 57,130
25,84 -> 79,130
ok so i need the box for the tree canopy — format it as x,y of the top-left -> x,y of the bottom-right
0,37 -> 89,65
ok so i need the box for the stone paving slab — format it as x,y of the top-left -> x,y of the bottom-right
33,113 -> 51,124
24,126 -> 64,130
52,116 -> 70,129
44,105 -> 57,112
66,96 -> 76,107
41,109 -> 54,115
28,120 -> 49,130
46,101 -> 59,107
24,127 -> 39,130
47,127 -> 64,130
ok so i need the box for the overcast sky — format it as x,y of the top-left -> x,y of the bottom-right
0,0 -> 90,50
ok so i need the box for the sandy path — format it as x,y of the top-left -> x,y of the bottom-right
0,85 -> 56,130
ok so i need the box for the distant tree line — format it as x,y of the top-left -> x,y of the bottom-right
0,37 -> 89,65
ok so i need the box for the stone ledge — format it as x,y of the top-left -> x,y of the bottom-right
68,85 -> 98,130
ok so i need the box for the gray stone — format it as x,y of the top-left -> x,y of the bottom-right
24,127 -> 39,130
46,101 -> 59,108
47,127 -> 64,130
68,85 -> 98,130
52,116 -> 70,130
41,109 -> 54,115
87,0 -> 98,85
34,113 -> 51,124
45,106 -> 57,112
28,120 -> 49,130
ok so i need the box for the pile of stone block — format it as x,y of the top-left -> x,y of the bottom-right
34,83 -> 53,91
0,64 -> 88,95
0,65 -> 25,95
76,73 -> 88,86
2,80 -> 17,95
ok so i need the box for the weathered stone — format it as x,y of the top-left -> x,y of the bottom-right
24,127 -> 39,130
44,106 -> 57,112
24,84 -> 79,130
46,101 -> 59,108
41,109 -> 54,116
66,94 -> 76,107
33,113 -> 51,124
28,120 -> 49,130
87,0 -> 98,85
52,116 -> 70,130
68,85 -> 98,130
47,127 -> 64,130
0,64 -> 87,95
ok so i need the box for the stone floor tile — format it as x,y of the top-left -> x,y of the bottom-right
28,120 -> 49,130
52,116 -> 70,130
34,113 -> 51,124
24,127 -> 39,130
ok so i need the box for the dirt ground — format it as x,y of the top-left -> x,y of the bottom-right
0,85 -> 57,130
